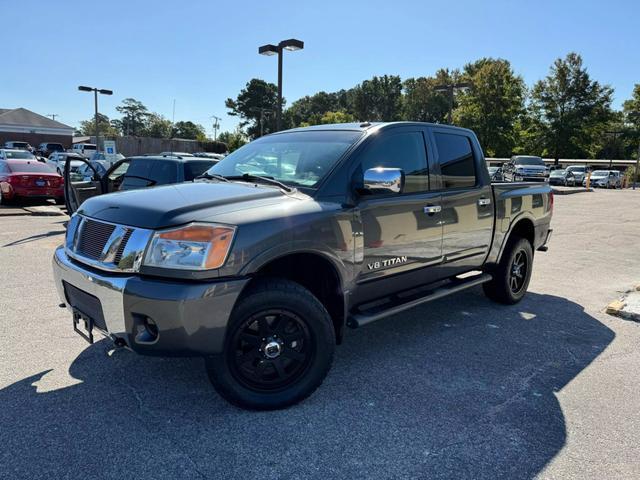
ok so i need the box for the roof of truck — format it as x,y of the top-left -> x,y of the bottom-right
280,121 -> 475,135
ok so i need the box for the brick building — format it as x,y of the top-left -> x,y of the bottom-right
0,108 -> 74,148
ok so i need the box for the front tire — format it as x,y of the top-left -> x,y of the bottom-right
483,236 -> 533,305
206,278 -> 335,410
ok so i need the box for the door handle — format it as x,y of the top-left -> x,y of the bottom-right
423,205 -> 442,215
478,198 -> 491,206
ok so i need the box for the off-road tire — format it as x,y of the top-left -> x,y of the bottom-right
483,236 -> 533,305
206,278 -> 335,410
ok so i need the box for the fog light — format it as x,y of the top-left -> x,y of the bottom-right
133,314 -> 159,344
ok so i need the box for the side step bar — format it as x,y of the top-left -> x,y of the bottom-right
347,273 -> 492,328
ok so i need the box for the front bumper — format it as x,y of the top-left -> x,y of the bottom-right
52,246 -> 249,356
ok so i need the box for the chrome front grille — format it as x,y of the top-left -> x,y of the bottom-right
66,215 -> 153,272
77,218 -> 117,259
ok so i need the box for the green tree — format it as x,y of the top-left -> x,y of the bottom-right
218,130 -> 248,152
319,110 -> 355,124
351,75 -> 403,121
144,113 -> 173,139
402,70 -> 452,123
225,79 -> 280,138
114,98 -> 150,136
172,121 -> 207,140
285,91 -> 347,127
454,58 -> 525,157
528,52 -> 613,161
622,84 -> 640,159
77,113 -> 120,138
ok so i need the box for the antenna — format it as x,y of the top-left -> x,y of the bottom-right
171,99 -> 176,156
47,114 -> 58,121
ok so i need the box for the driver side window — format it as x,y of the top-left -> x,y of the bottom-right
359,131 -> 429,193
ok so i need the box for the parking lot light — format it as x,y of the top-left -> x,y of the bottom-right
258,38 -> 304,131
78,85 -> 113,151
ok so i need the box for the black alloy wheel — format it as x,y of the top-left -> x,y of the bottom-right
206,278 -> 335,410
509,250 -> 528,295
228,309 -> 313,392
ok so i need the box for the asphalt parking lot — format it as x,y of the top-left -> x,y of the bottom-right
1,189 -> 639,479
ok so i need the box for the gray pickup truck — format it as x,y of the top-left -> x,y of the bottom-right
53,122 -> 553,410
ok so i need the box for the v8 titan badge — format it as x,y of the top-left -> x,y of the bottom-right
367,255 -> 408,270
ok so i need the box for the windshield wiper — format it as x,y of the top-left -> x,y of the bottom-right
225,174 -> 294,192
196,172 -> 230,182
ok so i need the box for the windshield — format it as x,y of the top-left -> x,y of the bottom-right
592,170 -> 609,176
4,150 -> 35,160
514,156 -> 544,166
8,161 -> 56,173
566,166 -> 585,172
550,170 -> 566,176
207,131 -> 362,188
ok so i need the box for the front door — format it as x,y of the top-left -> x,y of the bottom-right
352,128 -> 443,304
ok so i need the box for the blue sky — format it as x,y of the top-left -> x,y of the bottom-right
2,0 -> 638,136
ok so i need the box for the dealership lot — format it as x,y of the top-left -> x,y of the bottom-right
1,190 -> 639,479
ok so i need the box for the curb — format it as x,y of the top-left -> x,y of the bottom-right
606,290 -> 640,323
22,206 -> 65,216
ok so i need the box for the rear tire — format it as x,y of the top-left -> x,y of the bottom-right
206,278 -> 335,410
483,237 -> 533,305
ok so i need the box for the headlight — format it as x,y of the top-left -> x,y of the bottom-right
516,167 -> 525,173
143,223 -> 235,270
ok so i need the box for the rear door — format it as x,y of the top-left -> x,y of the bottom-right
353,127 -> 443,303
429,128 -> 494,269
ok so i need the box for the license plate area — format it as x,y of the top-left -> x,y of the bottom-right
63,281 -> 108,343
35,179 -> 46,187
73,310 -> 94,344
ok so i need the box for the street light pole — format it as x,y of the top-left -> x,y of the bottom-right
78,86 -> 113,151
434,82 -> 472,124
259,39 -> 304,132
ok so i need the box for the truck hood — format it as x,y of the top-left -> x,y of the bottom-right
77,181 -> 289,229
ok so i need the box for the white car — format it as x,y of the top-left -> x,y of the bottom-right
46,152 -> 86,175
583,170 -> 622,188
70,143 -> 97,158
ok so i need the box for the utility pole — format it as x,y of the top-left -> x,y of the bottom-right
248,107 -> 274,137
210,115 -> 221,142
604,130 -> 623,169
434,82 -> 472,124
47,114 -> 58,121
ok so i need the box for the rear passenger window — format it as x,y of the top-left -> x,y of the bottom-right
360,132 -> 429,193
434,133 -> 476,189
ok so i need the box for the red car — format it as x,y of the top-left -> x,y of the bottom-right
0,158 -> 64,204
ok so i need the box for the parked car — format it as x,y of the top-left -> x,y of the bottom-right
46,152 -> 86,175
0,148 -> 37,161
54,122 -> 553,410
487,166 -> 503,182
584,170 -> 621,188
159,151 -> 195,157
565,165 -> 588,185
194,152 -> 226,161
36,142 -> 65,157
0,157 -> 63,204
63,155 -> 218,214
548,169 -> 577,186
502,155 -> 548,182
88,151 -> 126,163
4,141 -> 33,152
71,143 -> 97,158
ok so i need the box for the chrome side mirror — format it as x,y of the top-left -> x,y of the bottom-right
363,167 -> 404,194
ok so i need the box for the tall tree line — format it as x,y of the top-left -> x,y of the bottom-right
227,52 -> 639,159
